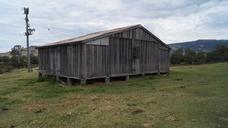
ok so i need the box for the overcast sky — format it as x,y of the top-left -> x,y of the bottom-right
0,0 -> 228,52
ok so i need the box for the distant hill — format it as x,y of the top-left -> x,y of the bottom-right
0,46 -> 38,57
1,40 -> 228,56
169,40 -> 228,52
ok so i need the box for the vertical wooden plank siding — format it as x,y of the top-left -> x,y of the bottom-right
81,44 -> 87,79
85,37 -> 109,78
38,27 -> 170,81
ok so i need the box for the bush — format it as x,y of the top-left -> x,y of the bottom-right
0,64 -> 13,74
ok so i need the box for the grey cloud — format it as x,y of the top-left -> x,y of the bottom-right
0,0 -> 228,52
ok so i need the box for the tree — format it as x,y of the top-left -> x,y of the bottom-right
184,49 -> 196,64
214,45 -> 228,62
171,48 -> 184,64
0,56 -> 10,65
31,54 -> 38,66
195,51 -> 207,64
10,45 -> 23,67
207,45 -> 228,63
0,56 -> 12,74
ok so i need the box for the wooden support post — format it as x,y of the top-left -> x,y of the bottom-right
105,77 -> 110,85
67,78 -> 72,86
158,44 -> 161,75
168,50 -> 171,74
158,66 -> 161,75
126,76 -> 130,81
107,38 -> 111,79
56,76 -> 60,82
38,72 -> 42,79
80,79 -> 86,85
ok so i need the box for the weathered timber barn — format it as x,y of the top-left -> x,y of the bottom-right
37,24 -> 171,85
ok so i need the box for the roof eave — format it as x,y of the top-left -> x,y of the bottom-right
37,41 -> 83,49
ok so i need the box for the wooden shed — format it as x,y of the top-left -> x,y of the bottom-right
37,24 -> 171,85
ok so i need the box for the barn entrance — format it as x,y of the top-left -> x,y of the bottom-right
132,46 -> 140,74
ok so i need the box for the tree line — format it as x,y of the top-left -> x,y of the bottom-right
171,45 -> 228,65
0,45 -> 38,74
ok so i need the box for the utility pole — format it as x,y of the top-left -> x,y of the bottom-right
24,7 -> 35,72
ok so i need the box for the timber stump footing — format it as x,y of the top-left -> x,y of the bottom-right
126,76 -> 130,81
67,78 -> 72,86
105,77 -> 110,84
56,76 -> 60,82
38,72 -> 42,79
80,79 -> 87,85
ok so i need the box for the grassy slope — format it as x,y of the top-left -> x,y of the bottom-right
0,63 -> 228,128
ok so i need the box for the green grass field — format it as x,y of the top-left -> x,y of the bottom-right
0,63 -> 228,128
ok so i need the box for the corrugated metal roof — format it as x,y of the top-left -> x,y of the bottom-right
37,24 -> 170,49
38,24 -> 140,48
